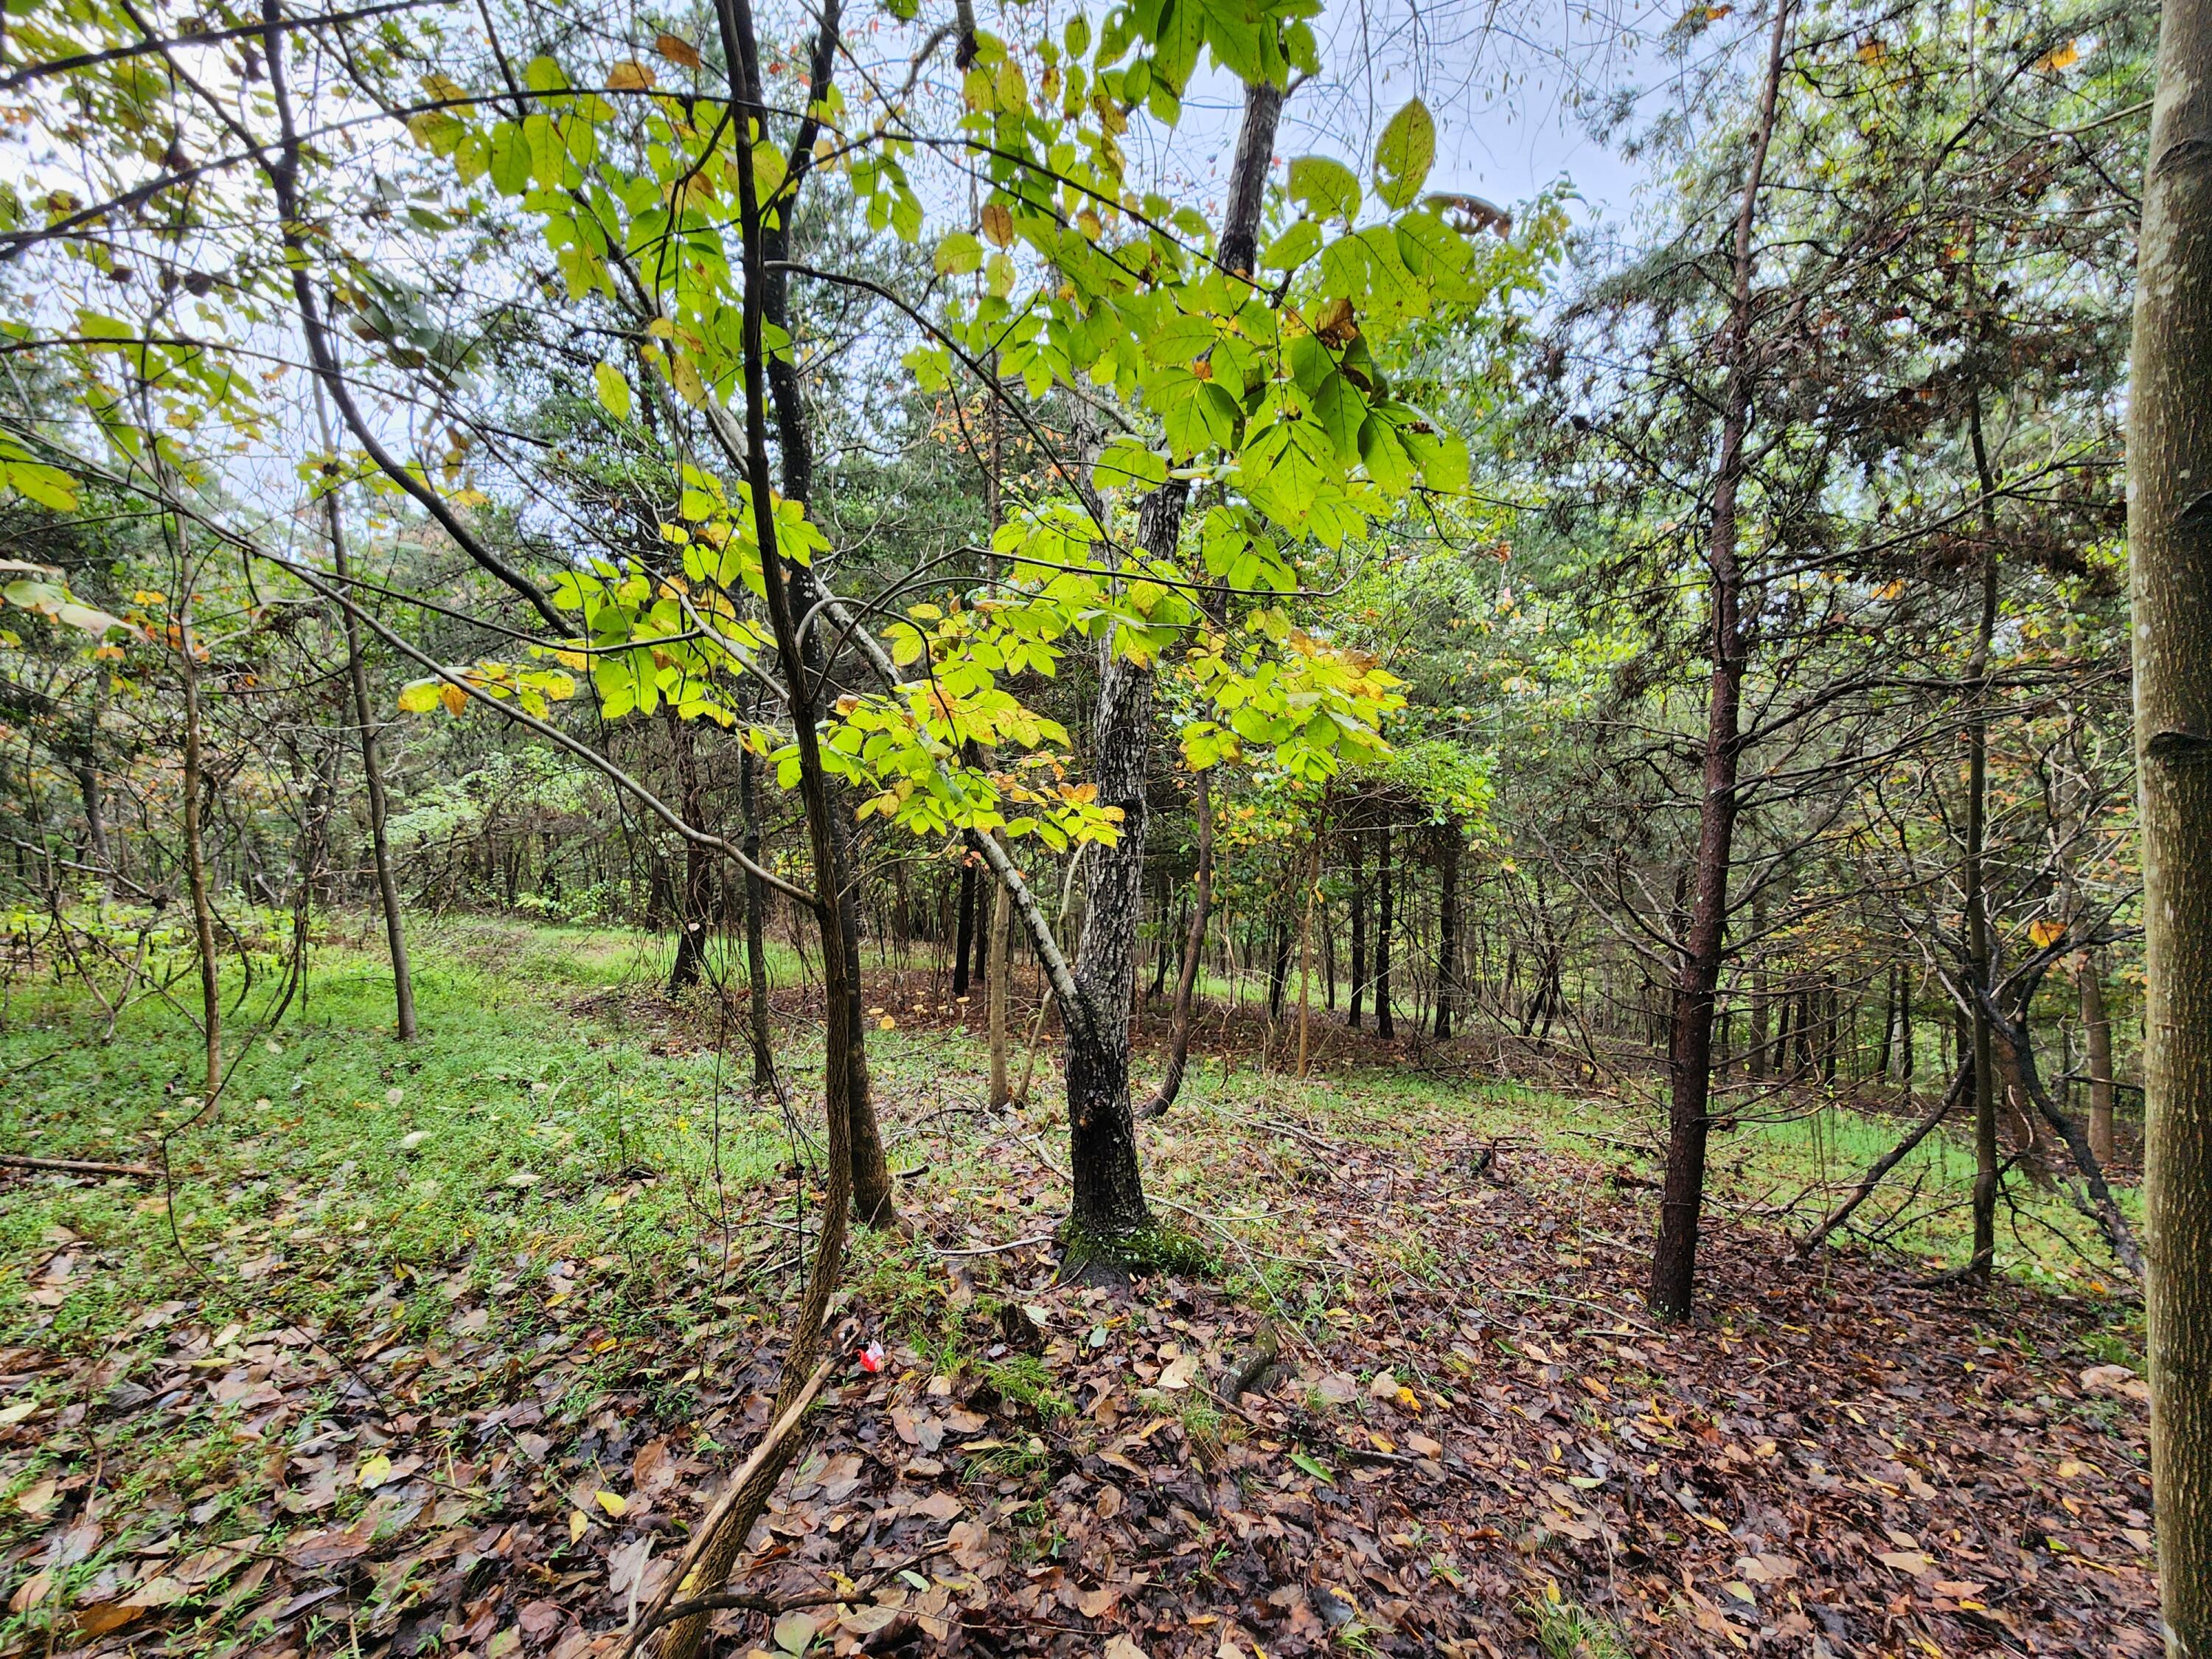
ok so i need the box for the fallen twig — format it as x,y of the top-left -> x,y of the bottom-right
1,1153 -> 161,1178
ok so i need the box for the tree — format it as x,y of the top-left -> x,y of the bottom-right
2131,0 -> 2212,1644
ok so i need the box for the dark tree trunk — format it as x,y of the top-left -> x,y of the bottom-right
1649,0 -> 1792,1322
1435,828 -> 1461,1040
1348,828 -> 1367,1029
740,744 -> 776,1091
1374,819 -> 1396,1040
1144,771 -> 1214,1115
667,712 -> 714,995
953,860 -> 977,995
1065,601 -> 1171,1254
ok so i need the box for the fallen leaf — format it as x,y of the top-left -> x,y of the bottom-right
1877,1550 -> 1935,1576
8,1571 -> 51,1613
15,1477 -> 57,1515
773,1609 -> 821,1653
1103,1637 -> 1150,1659
595,1490 -> 627,1517
1157,1354 -> 1198,1391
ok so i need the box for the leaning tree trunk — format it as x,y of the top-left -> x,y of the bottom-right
1649,0 -> 1792,1323
2130,0 -> 2212,1645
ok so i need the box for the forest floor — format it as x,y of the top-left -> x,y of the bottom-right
0,919 -> 2156,1658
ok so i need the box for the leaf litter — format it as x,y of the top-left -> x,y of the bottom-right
0,994 -> 2157,1658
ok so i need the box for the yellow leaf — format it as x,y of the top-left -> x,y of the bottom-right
2037,39 -> 2079,71
2030,918 -> 2066,947
655,32 -> 703,69
595,1490 -> 627,1517
358,1453 -> 392,1488
606,58 -> 657,91
1857,37 -> 1888,62
570,1509 -> 589,1543
439,684 -> 469,717
981,202 -> 1015,248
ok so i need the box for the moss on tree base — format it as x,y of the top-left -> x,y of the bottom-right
1057,1215 -> 1217,1282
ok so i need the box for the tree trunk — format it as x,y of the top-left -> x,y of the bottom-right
2084,950 -> 2117,1165
667,712 -> 713,995
314,386 -> 415,1040
1374,819 -> 1396,1040
1649,0 -> 1792,1323
1435,827 -> 1460,1040
1348,827 -> 1367,1029
740,743 -> 777,1091
2131,0 -> 2212,1640
1065,616 -> 1166,1257
953,858 -> 978,995
988,834 -> 1014,1108
179,608 -> 222,1105
1144,768 -> 1214,1114
1963,399 -> 2003,1281
653,6 -> 860,1639
73,762 -> 109,880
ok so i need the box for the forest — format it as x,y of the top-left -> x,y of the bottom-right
0,0 -> 2207,1654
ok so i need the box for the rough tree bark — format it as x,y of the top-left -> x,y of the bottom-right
1649,0 -> 1792,1322
2131,0 -> 2212,1637
1135,74 -> 1280,1117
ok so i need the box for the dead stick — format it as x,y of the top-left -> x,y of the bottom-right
1,1155 -> 161,1179
1790,1066 -> 1969,1259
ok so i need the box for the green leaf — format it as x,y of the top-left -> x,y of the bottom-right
1290,1450 -> 1335,1485
1373,99 -> 1436,209
487,122 -> 532,195
593,361 -> 631,421
1093,437 -> 1168,494
1287,156 -> 1360,223
934,231 -> 984,275
1262,219 -> 1322,273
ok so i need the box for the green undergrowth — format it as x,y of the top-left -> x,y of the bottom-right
0,918 -> 807,1366
1,917 -> 2136,1385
